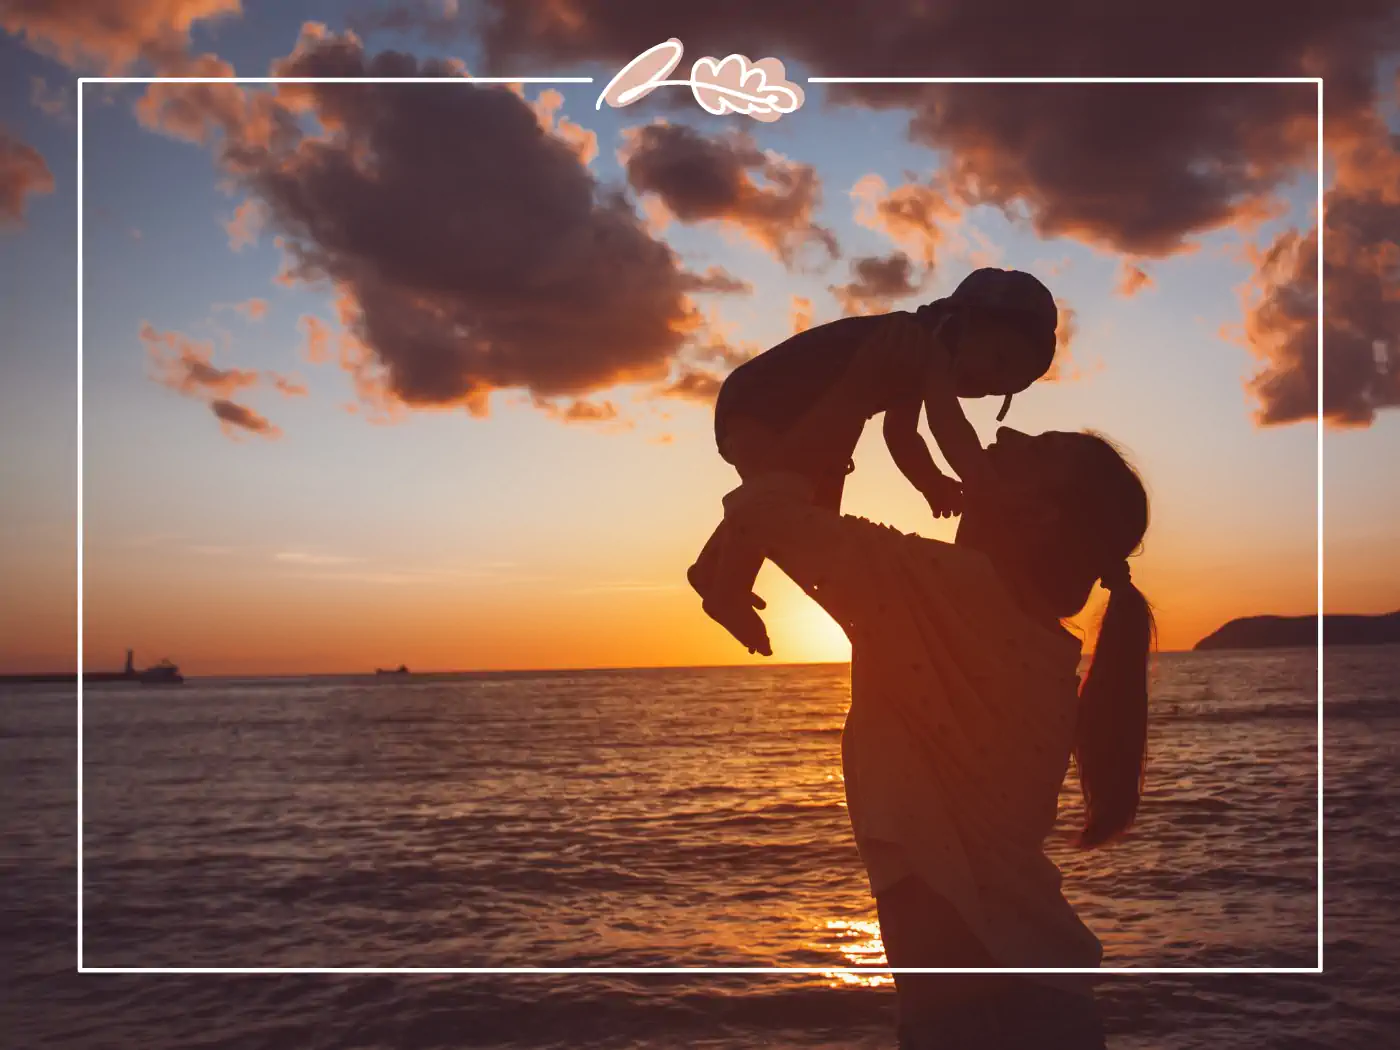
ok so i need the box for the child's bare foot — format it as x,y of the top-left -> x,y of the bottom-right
701,592 -> 773,656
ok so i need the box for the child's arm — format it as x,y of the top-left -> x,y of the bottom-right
920,357 -> 995,501
882,395 -> 963,518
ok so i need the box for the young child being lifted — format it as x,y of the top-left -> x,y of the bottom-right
689,267 -> 1061,655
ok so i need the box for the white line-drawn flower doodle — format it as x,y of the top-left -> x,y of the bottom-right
690,55 -> 802,122
597,39 -> 804,123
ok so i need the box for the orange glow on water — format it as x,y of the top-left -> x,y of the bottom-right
819,918 -> 894,987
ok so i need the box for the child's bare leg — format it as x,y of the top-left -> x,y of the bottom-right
687,520 -> 730,593
688,520 -> 771,656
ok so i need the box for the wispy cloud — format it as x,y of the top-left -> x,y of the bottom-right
285,570 -> 435,585
213,297 -> 269,322
223,198 -> 266,251
274,550 -> 364,566
122,531 -> 186,549
0,126 -> 55,228
567,581 -> 684,594
30,76 -> 73,122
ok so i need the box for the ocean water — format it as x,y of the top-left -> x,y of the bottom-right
3,648 -> 1397,1048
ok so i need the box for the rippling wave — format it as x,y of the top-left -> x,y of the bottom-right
4,647 -> 1396,1048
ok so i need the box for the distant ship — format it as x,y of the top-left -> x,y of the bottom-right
375,664 -> 410,675
137,656 -> 184,685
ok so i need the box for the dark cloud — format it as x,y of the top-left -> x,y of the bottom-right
142,322 -> 299,437
621,121 -> 838,268
678,265 -> 753,295
830,251 -> 924,316
412,0 -> 1400,425
0,126 -> 53,227
142,322 -> 259,397
452,2 -> 1369,255
136,25 -> 704,418
660,368 -> 724,404
1245,121 -> 1400,426
210,398 -> 280,438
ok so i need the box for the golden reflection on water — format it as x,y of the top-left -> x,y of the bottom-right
818,918 -> 894,988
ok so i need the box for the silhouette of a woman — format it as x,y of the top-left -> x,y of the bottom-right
719,420 -> 1152,1049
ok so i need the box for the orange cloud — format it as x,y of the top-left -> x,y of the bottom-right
531,395 -> 633,428
0,126 -> 54,228
141,321 -> 302,437
564,399 -> 618,422
143,322 -> 259,398
659,368 -> 724,404
1116,262 -> 1154,297
528,87 -> 599,165
790,295 -> 813,334
213,297 -> 267,321
298,314 -> 332,364
269,372 -> 308,397
852,173 -> 955,268
224,198 -> 265,251
1,0 -> 242,73
1042,299 -> 1091,383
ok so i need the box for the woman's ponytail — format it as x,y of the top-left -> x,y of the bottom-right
1073,566 -> 1154,849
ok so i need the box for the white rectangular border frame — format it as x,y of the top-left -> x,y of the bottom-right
75,74 -> 1326,975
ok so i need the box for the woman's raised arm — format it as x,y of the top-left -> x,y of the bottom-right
721,474 -> 902,636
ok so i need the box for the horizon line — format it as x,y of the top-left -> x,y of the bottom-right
15,646 -> 1353,680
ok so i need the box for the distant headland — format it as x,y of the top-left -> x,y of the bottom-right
1194,611 -> 1400,651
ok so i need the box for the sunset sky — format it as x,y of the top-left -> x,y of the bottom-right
2,2 -> 1398,674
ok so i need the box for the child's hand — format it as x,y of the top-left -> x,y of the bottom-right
922,474 -> 964,519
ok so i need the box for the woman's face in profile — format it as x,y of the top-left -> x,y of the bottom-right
978,428 -> 1078,539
